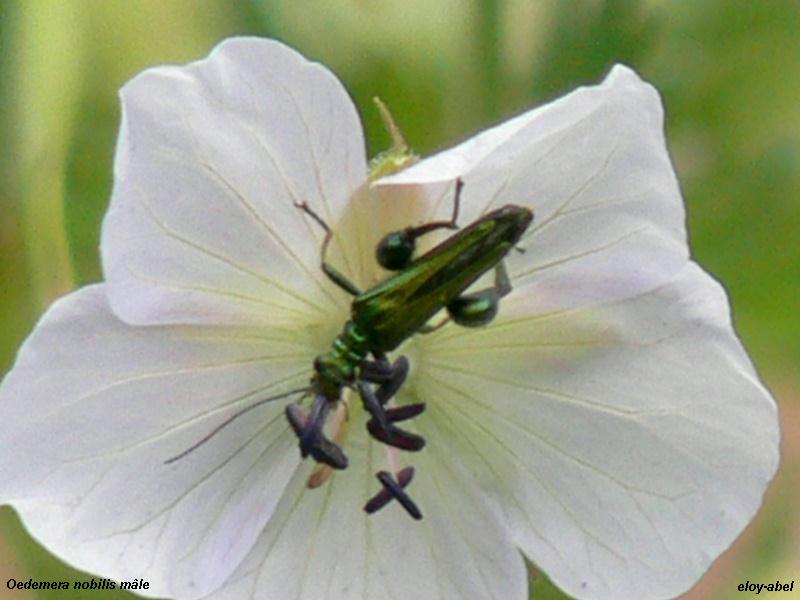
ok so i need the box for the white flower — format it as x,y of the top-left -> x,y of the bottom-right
0,37 -> 779,600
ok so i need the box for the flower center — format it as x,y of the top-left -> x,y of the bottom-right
284,349 -> 427,520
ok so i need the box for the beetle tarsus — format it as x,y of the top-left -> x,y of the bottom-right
294,200 -> 362,296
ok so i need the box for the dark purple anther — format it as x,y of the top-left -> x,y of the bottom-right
285,404 -> 309,439
285,399 -> 348,469
383,403 -> 426,422
364,467 -> 421,520
375,356 -> 409,405
366,419 -> 426,451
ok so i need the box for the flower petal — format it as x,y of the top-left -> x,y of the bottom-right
102,37 -> 366,328
413,262 -> 779,600
0,285 -> 314,599
210,418 -> 527,600
377,65 -> 687,312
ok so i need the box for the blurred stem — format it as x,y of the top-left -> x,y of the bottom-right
476,0 -> 501,118
13,1 -> 84,308
245,0 -> 283,38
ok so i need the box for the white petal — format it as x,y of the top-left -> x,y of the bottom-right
102,37 -> 367,328
0,285 -> 315,599
413,262 -> 779,600
211,413 -> 527,600
376,65 -> 687,312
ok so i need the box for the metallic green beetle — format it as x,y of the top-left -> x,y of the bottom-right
168,180 -> 533,520
286,181 -> 533,519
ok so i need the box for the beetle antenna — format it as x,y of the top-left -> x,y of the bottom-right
164,386 -> 311,464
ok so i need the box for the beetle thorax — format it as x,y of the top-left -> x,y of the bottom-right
313,321 -> 371,398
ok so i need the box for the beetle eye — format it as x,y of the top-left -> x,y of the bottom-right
376,230 -> 415,270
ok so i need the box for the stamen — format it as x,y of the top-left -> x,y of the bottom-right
358,360 -> 426,451
308,435 -> 348,470
383,403 -> 426,422
386,444 -> 401,477
286,398 -> 348,470
364,467 -> 422,520
366,419 -> 425,451
358,380 -> 389,431
299,395 -> 330,456
376,356 -> 409,405
307,402 -> 348,489
285,403 -> 309,439
360,360 -> 394,383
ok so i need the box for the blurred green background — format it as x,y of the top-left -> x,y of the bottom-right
0,1 -> 797,598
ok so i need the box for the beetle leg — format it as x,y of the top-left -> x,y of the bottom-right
375,179 -> 464,271
294,201 -> 362,296
405,177 -> 462,236
493,259 -> 512,297
446,260 -> 512,327
419,315 -> 451,334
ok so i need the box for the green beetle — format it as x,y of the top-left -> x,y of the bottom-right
287,180 -> 532,518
